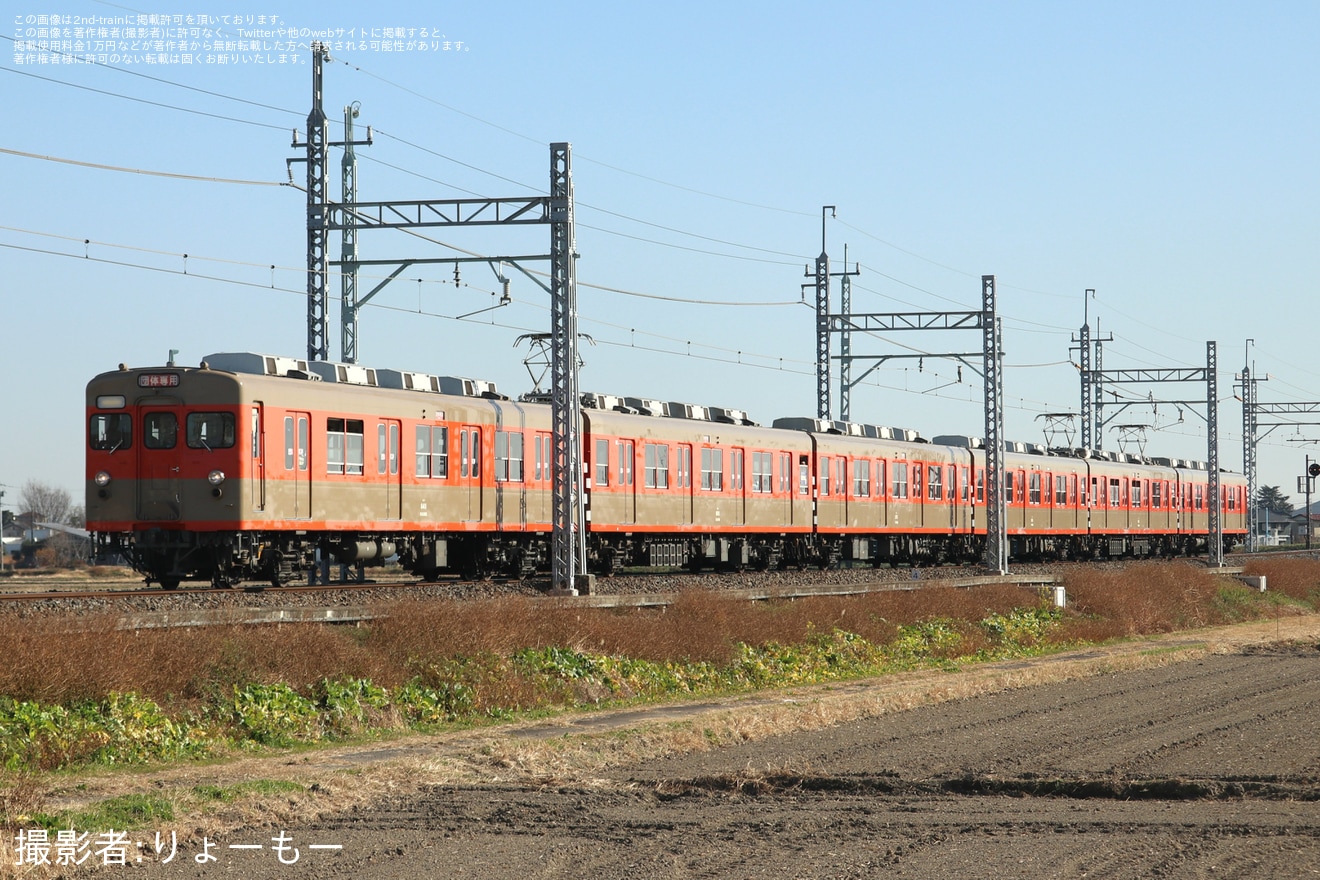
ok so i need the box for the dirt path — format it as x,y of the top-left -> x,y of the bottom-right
30,618 -> 1320,879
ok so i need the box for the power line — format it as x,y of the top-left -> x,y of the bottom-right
0,66 -> 292,131
1,33 -> 303,117
0,146 -> 287,186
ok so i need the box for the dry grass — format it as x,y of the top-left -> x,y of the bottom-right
0,563 -> 1306,711
0,617 -> 394,706
369,582 -> 1031,668
1242,557 -> 1320,603
1057,560 -> 1285,641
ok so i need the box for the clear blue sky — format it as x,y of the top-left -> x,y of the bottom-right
3,1 -> 1318,512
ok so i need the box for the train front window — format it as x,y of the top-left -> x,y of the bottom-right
143,412 -> 178,449
89,413 -> 132,451
186,413 -> 236,450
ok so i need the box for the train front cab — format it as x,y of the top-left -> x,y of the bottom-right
87,366 -> 248,587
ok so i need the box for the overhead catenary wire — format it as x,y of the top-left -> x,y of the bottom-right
4,39 -> 1302,433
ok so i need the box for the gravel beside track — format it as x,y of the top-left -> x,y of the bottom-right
0,562 -> 1064,618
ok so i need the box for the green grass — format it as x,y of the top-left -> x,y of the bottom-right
32,793 -> 174,833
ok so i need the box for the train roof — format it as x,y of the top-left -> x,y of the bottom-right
201,352 -> 504,400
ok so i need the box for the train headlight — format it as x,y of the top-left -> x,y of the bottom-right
94,471 -> 112,487
207,470 -> 226,486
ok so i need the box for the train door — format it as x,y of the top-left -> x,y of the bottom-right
617,439 -> 635,524
250,405 -> 265,512
944,464 -> 957,531
795,454 -> 811,528
284,413 -> 311,519
459,426 -> 483,522
378,420 -> 402,521
1089,475 -> 1103,533
282,416 -> 312,519
678,444 -> 693,524
729,448 -> 745,526
136,397 -> 183,521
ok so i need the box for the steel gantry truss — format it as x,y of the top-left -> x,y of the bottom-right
319,145 -> 586,594
289,47 -> 586,592
1237,348 -> 1320,552
1084,342 -> 1225,566
823,276 -> 1007,574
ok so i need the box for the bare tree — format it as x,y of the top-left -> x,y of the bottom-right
19,480 -> 72,525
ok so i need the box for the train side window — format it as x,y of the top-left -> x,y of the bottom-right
415,425 -> 448,478
892,461 -> 907,499
326,419 -> 351,475
798,456 -> 808,495
912,463 -> 923,500
645,443 -> 669,489
818,456 -> 829,497
1028,472 -> 1041,505
976,470 -> 984,504
1004,471 -> 1014,504
754,451 -> 773,493
186,412 -> 236,449
1194,484 -> 1204,510
853,459 -> 871,498
928,464 -> 943,501
1054,474 -> 1067,506
347,421 -> 364,474
390,424 -> 399,475
729,449 -> 742,492
1132,480 -> 1143,508
700,447 -> 723,491
89,413 -> 133,451
326,418 -> 365,475
834,459 -> 846,497
285,417 -> 295,469
1109,478 -> 1121,508
143,412 -> 178,449
594,439 -> 610,487
378,424 -> 388,474
1151,480 -> 1162,509
495,430 -> 524,483
250,408 -> 261,460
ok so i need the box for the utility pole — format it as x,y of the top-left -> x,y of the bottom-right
1069,289 -> 1109,449
1306,455 -> 1316,551
288,44 -> 371,363
340,101 -> 373,364
809,206 -> 834,420
839,244 -> 852,422
802,209 -> 860,421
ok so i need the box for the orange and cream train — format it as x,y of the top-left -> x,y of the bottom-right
85,352 -> 1247,588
